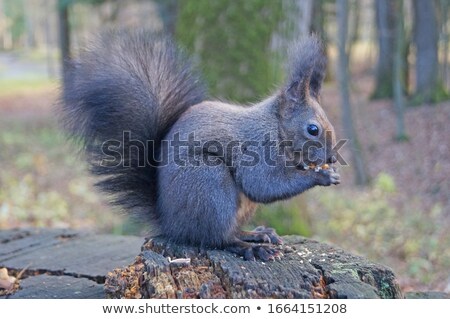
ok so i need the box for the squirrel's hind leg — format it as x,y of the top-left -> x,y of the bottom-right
237,226 -> 283,245
225,239 -> 282,261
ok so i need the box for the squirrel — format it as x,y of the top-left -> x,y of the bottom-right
60,29 -> 340,261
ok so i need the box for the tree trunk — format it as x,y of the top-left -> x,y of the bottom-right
276,0 -> 313,43
296,0 -> 313,36
57,0 -> 70,84
311,0 -> 326,39
336,0 -> 368,186
393,0 -> 408,141
412,0 -> 439,102
311,0 -> 332,81
349,0 -> 360,47
310,0 -> 328,45
155,0 -> 178,36
439,0 -> 449,90
371,0 -> 395,99
45,0 -> 56,78
0,0 -> 4,50
24,0 -> 36,49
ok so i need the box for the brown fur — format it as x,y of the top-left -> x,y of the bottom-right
237,193 -> 259,225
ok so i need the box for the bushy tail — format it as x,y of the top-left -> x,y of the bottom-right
60,29 -> 205,218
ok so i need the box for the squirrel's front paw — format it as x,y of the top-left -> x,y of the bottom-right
327,170 -> 340,185
312,165 -> 340,186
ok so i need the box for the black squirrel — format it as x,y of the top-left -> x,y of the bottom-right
60,29 -> 340,261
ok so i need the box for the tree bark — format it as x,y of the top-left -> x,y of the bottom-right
371,0 -> 395,99
24,0 -> 36,49
45,0 -> 56,78
311,0 -> 331,80
311,0 -> 326,39
155,0 -> 178,36
57,0 -> 70,84
105,236 -> 404,299
393,0 -> 407,141
412,0 -> 439,102
349,0 -> 360,47
295,0 -> 313,36
336,0 -> 368,186
440,0 -> 449,89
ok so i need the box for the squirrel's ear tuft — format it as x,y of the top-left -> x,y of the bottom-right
285,35 -> 327,101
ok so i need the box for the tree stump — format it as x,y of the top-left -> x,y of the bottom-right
105,235 -> 403,299
0,228 -> 142,298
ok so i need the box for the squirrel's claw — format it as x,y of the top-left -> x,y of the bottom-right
225,241 -> 282,262
329,171 -> 340,185
238,226 -> 283,245
311,166 -> 341,186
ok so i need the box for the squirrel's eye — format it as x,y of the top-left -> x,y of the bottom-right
307,124 -> 320,137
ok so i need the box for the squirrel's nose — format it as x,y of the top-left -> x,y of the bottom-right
327,155 -> 337,164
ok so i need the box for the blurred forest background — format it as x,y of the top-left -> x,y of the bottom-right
0,0 -> 449,293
